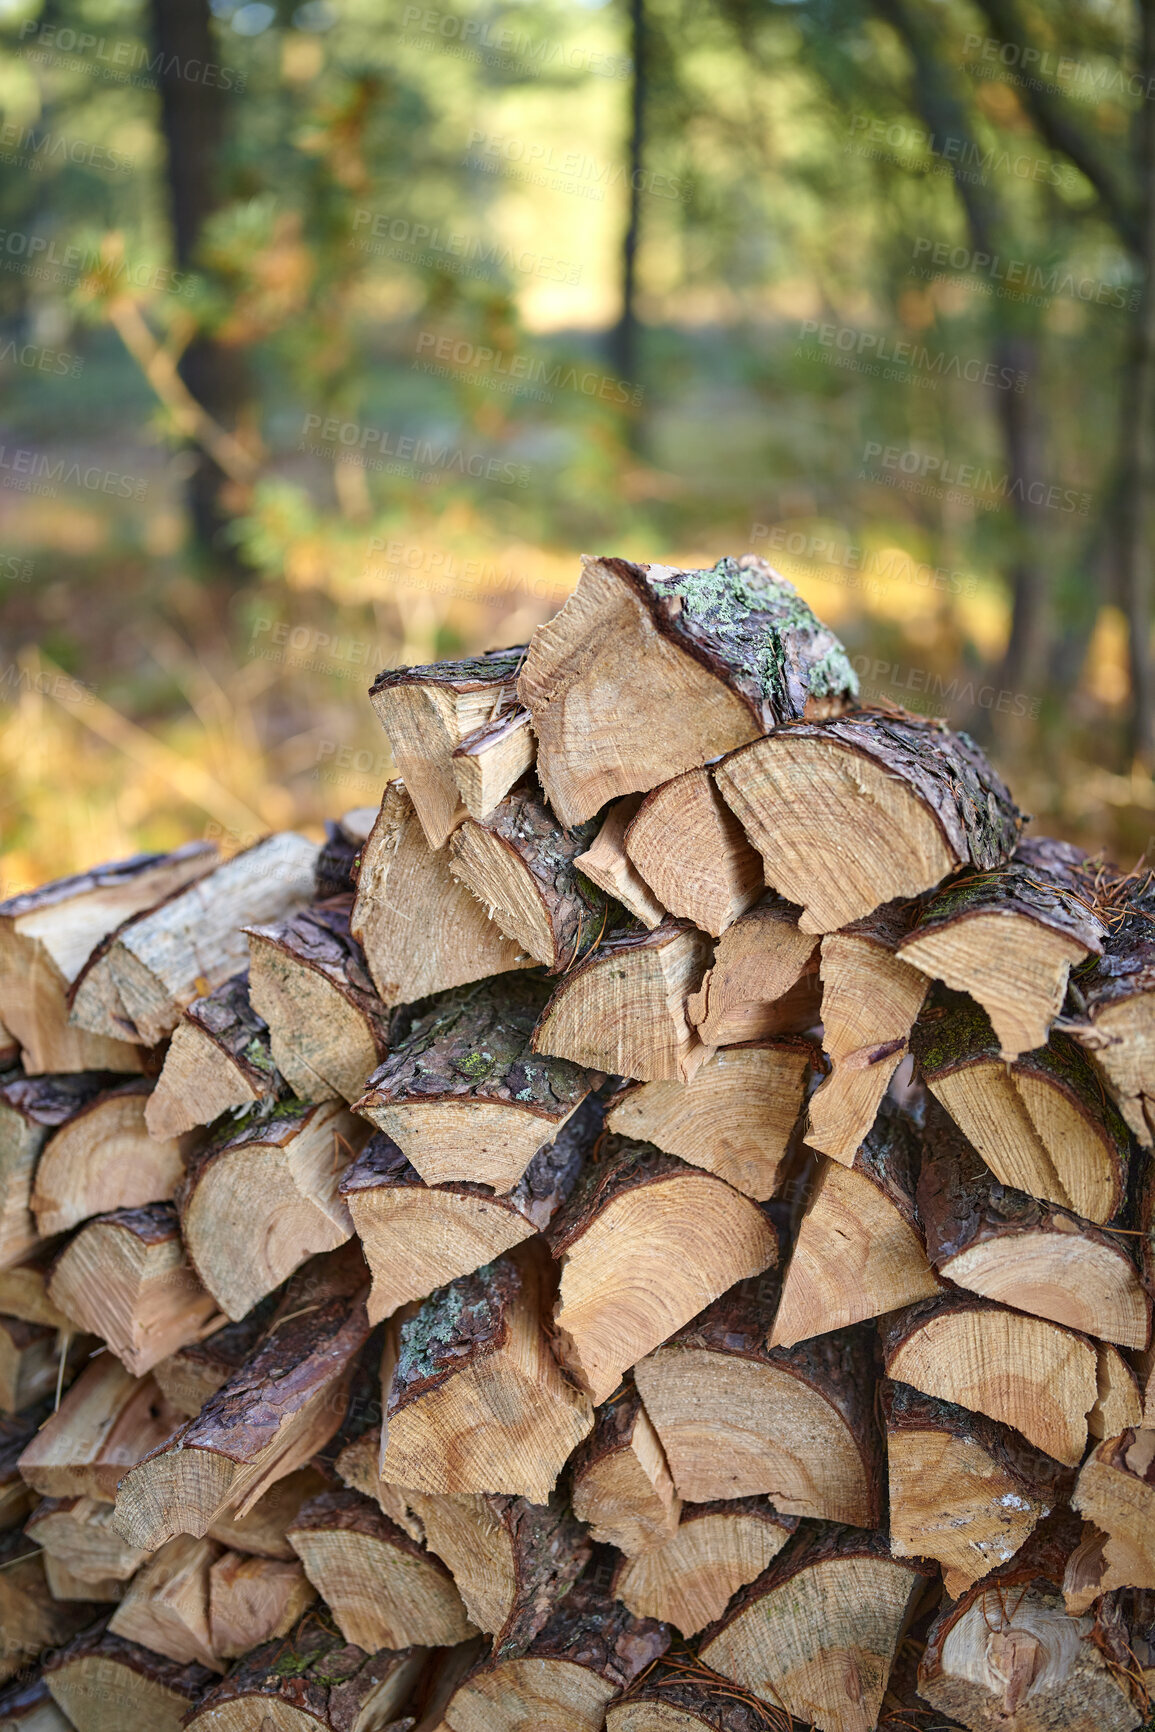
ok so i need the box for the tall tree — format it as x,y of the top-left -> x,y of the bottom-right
610,0 -> 646,392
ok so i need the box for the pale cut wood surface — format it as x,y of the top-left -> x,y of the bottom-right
623,766 -> 764,937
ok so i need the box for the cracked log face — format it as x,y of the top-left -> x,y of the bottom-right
145,973 -> 284,1140
571,1379 -> 681,1557
451,704 -> 538,822
207,1551 -> 315,1660
608,1665 -> 787,1731
622,767 -> 764,938
18,1354 -> 185,1501
518,553 -> 857,826
685,892 -> 819,1047
108,1533 -> 225,1672
574,795 -> 667,930
44,1626 -> 216,1732
715,713 -> 1021,935
31,1081 -> 185,1238
0,1071 -> 123,1269
1072,1426 -> 1155,1593
612,1497 -> 797,1636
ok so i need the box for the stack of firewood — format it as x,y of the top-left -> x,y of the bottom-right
2,552 -> 1155,1732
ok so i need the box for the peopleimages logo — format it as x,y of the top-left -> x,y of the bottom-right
18,20 -> 247,91
861,441 -> 1092,514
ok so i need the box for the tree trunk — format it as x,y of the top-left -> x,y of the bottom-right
1120,0 -> 1155,761
609,0 -> 646,397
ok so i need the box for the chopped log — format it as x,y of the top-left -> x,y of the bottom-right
0,1671 -> 75,1732
917,1512 -> 1143,1732
205,1466 -> 329,1559
407,1487 -> 590,1657
313,806 -> 377,900
715,711 -> 1022,935
881,1291 -> 1097,1466
68,832 -> 318,1047
144,973 -> 284,1140
438,1573 -> 669,1730
113,1254 -> 370,1549
622,767 -> 764,938
0,1405 -> 46,1529
0,1317 -> 84,1415
25,1495 -> 150,1589
332,1429 -> 421,1535
0,1532 -> 100,1684
915,991 -> 1131,1224
31,1080 -> 185,1238
354,974 -> 594,1194
369,644 -> 527,848
574,795 -> 667,929
0,844 -> 216,1074
246,896 -> 389,1104
916,1111 -> 1149,1347
547,1136 -> 778,1404
697,1525 -> 930,1732
448,786 -> 618,973
883,1379 -> 1072,1597
897,839 -> 1106,1060
571,1379 -> 680,1556
1070,877 -> 1155,1144
769,1102 -> 941,1347
207,1549 -> 315,1658
0,1254 -> 69,1330
286,1487 -> 476,1650
452,704 -> 537,822
605,1040 -> 813,1201
1090,1345 -> 1143,1439
607,1660 -> 785,1732
686,892 -> 820,1046
175,1097 -> 362,1319
43,1551 -> 127,1599
532,921 -> 712,1084
46,1204 -> 221,1377
340,1101 -> 597,1323
380,1243 -> 593,1501
184,1608 -> 427,1732
109,1533 -> 223,1671
152,1295 -> 279,1417
518,552 -> 856,825
613,1496 -> 797,1636
17,1355 -> 184,1500
351,780 -> 528,1006
0,1072 -> 122,1268
634,1281 -> 882,1525
1072,1428 -> 1155,1593
806,901 -> 930,1164
44,1624 -> 215,1732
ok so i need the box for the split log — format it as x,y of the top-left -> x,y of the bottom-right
0,1671 -> 75,1732
613,1496 -> 797,1636
883,1379 -> 1072,1597
0,1533 -> 101,1684
449,786 -> 621,976
697,1525 -> 931,1732
152,1295 -> 279,1417
0,1316 -> 84,1415
634,1281 -> 882,1525
1069,877 -> 1155,1144
0,1405 -> 46,1529
881,1291 -> 1098,1466
351,780 -> 528,1006
175,1097 -> 361,1319
715,711 -> 1021,934
380,1243 -> 593,1501
0,1072 -> 122,1268
917,1111 -> 1149,1347
407,1488 -> 590,1657
518,552 -> 856,825
532,921 -> 713,1084
184,1608 -> 427,1732
369,644 -> 527,848
25,1495 -> 150,1589
0,1254 -> 69,1330
340,1100 -> 597,1323
68,832 -> 318,1047
0,844 -> 216,1074
687,899 -> 820,1050
31,1079 -> 186,1238
769,1101 -> 940,1347
897,839 -> 1106,1060
573,795 -> 667,929
207,1549 -> 315,1658
144,973 -> 284,1140
43,1552 -> 126,1600
917,1513 -> 1144,1732
313,806 -> 376,900
113,1253 -> 370,1549
1090,1345 -> 1143,1439
354,974 -> 594,1194
622,767 -> 764,937
286,1487 -> 476,1650
46,1204 -> 221,1377
806,901 -> 929,1164
605,1040 -> 813,1201
246,896 -> 389,1104
571,1379 -> 680,1556
451,704 -> 537,821
205,1466 -> 329,1559
547,1136 -> 779,1404
1072,1427 -> 1155,1592
915,991 -> 1131,1224
17,1355 -> 184,1500
438,1573 -> 669,1731
109,1533 -> 223,1671
607,1661 -> 785,1732
44,1625 -> 214,1732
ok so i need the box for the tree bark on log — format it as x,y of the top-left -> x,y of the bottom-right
1068,878 -> 1155,1145
0,1533 -> 102,1685
607,1661 -> 785,1731
145,972 -> 285,1140
547,1136 -> 779,1404
44,1624 -> 219,1732
0,845 -> 216,1075
613,1496 -> 798,1636
18,1355 -> 185,1501
313,808 -> 376,902
573,795 -> 667,929
68,833 -> 318,1047
517,553 -> 857,826
715,711 -> 1022,934
108,1533 -> 224,1671
152,1294 -> 280,1417
0,1403 -> 46,1529
31,1079 -> 186,1239
622,766 -> 764,938
369,645 -> 527,849
451,705 -> 537,823
0,1670 -> 76,1732
206,1549 -> 315,1659
571,1378 -> 680,1556
354,974 -> 595,1195
685,892 -> 820,1046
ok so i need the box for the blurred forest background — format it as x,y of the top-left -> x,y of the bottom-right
0,0 -> 1153,892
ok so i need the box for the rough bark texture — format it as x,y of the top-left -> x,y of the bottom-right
314,810 -> 376,901
1069,877 -> 1155,1145
0,1071 -> 125,1267
43,1620 -> 216,1729
153,1294 -> 280,1417
608,1663 -> 782,1731
905,839 -> 1106,954
146,971 -> 285,1139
